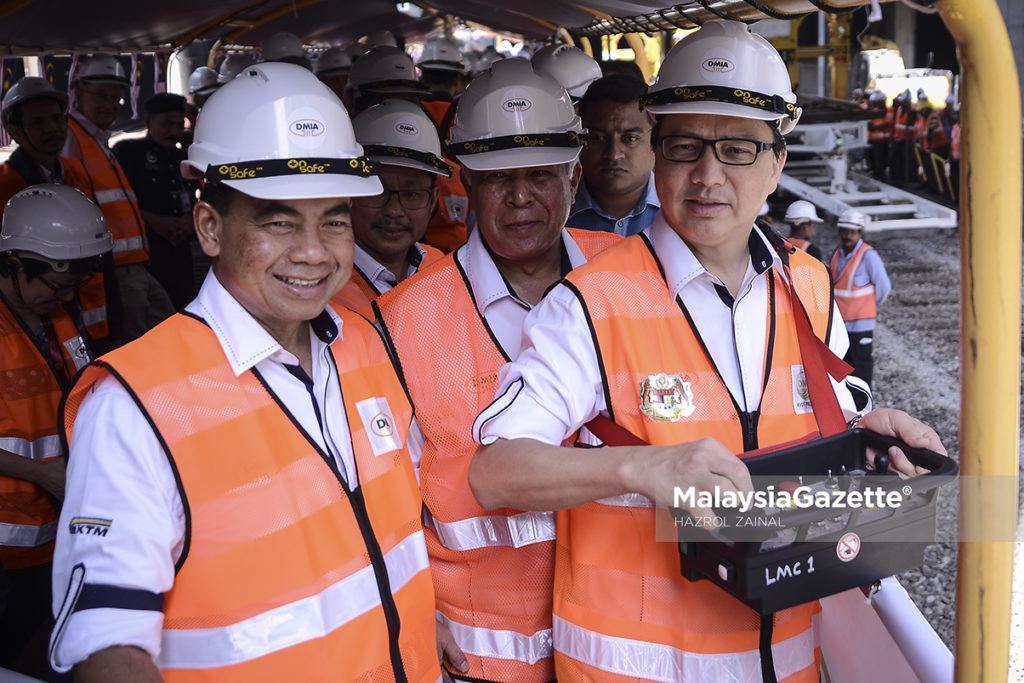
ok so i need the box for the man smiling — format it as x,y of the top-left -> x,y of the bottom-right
470,21 -> 945,682
51,63 -> 439,683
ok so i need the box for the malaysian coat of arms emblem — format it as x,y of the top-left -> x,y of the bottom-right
639,373 -> 696,422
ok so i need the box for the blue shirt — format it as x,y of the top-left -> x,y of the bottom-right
568,172 -> 660,237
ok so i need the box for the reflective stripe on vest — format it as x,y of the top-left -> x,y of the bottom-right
94,187 -> 138,204
430,510 -> 555,551
81,304 -> 107,329
437,612 -> 553,666
553,614 -> 820,683
0,520 -> 57,547
157,531 -> 430,670
112,236 -> 146,254
0,435 -> 62,460
834,285 -> 876,299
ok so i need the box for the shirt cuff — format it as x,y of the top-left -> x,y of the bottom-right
50,607 -> 164,673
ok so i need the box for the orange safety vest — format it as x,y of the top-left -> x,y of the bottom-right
867,111 -> 891,142
0,156 -> 110,340
376,228 -> 620,682
830,241 -> 877,323
892,107 -> 909,141
67,118 -> 149,265
425,159 -> 470,253
556,234 -> 833,682
62,311 -> 440,683
951,123 -> 960,160
920,112 -> 949,152
0,296 -> 92,568
332,244 -> 444,316
911,113 -> 926,143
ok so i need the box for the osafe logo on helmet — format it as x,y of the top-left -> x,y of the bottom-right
291,118 -> 325,137
702,58 -> 734,74
503,97 -> 532,113
396,122 -> 418,136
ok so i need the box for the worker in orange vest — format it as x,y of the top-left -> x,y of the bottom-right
866,89 -> 891,181
332,99 -> 449,315
51,63 -> 439,683
470,21 -> 945,682
0,76 -> 120,351
0,184 -> 112,679
888,89 -> 913,185
783,199 -> 825,262
63,54 -> 175,343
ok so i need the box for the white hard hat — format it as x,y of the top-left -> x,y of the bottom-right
643,20 -> 801,135
531,44 -> 601,99
262,32 -> 307,62
1,77 -> 67,124
217,53 -> 257,84
784,199 -> 823,224
449,58 -> 583,171
316,47 -> 352,75
73,54 -> 130,87
836,209 -> 868,231
353,99 -> 452,177
347,46 -> 428,96
362,30 -> 398,50
188,67 -> 220,97
418,38 -> 466,73
2,184 -> 113,270
183,62 -> 382,201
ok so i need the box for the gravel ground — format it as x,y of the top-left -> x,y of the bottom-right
811,223 -> 1024,656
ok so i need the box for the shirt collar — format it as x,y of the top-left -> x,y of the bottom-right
569,171 -> 660,222
69,108 -> 110,144
353,243 -> 428,288
459,227 -> 588,313
650,212 -> 782,297
185,270 -> 342,376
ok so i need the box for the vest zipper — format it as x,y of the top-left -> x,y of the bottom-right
316,451 -> 409,683
739,410 -> 760,451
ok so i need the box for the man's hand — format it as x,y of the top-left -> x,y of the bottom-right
622,437 -> 752,523
436,620 -> 468,682
858,407 -> 946,477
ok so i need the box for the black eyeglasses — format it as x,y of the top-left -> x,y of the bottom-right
659,135 -> 776,166
39,273 -> 93,297
354,188 -> 433,210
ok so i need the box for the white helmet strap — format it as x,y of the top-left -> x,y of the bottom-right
447,130 -> 586,157
204,156 -> 380,182
641,84 -> 798,122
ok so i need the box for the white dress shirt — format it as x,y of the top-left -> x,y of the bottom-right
50,271 -> 368,671
352,243 -> 432,295
474,213 -> 857,447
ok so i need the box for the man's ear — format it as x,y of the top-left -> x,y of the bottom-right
193,201 -> 223,258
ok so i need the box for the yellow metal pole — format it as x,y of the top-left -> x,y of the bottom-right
937,1 -> 1022,681
624,33 -> 651,83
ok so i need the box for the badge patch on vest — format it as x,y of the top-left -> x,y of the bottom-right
639,373 -> 695,422
355,397 -> 403,456
63,336 -> 91,371
444,195 -> 468,222
791,365 -> 812,414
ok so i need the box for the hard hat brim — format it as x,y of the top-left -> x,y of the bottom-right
77,76 -> 130,87
455,146 -> 581,172
646,100 -> 801,134
220,174 -> 384,201
370,156 -> 452,177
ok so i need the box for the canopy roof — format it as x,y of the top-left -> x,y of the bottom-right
0,0 -> 880,54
